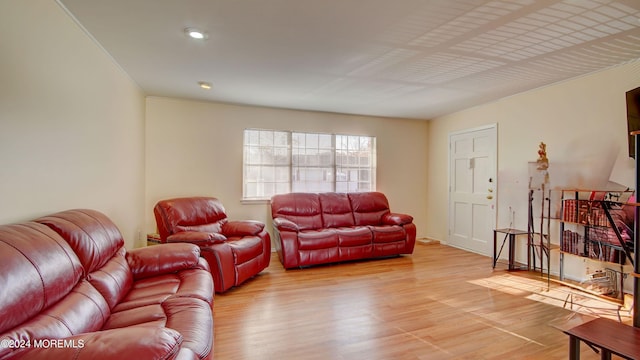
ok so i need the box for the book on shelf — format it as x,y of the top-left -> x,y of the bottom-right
563,199 -> 592,224
562,229 -> 583,256
585,240 -> 623,264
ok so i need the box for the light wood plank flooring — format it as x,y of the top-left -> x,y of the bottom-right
213,243 -> 629,359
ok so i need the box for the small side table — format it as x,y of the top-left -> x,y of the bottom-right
493,228 -> 528,271
147,233 -> 161,246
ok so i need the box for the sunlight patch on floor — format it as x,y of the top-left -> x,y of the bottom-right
468,273 -> 632,323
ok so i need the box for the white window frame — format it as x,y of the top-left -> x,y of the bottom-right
242,129 -> 376,201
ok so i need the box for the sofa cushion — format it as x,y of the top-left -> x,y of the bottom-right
104,303 -> 167,329
271,193 -> 324,230
87,247 -> 134,309
104,297 -> 212,359
348,192 -> 391,226
36,209 -> 126,274
36,210 -> 134,310
0,223 -> 83,335
167,231 -> 227,245
320,192 -> 355,228
335,226 -> 372,247
113,271 -> 212,311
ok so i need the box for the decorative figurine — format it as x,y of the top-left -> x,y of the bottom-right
537,142 -> 549,170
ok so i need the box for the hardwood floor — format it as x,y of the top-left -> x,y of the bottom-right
213,243 -> 628,359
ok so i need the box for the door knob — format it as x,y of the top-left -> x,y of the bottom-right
487,195 -> 493,200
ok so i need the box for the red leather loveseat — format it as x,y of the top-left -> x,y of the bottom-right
0,209 -> 213,360
270,192 -> 416,269
154,197 -> 271,293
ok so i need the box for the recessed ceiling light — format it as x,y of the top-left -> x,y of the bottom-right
185,28 -> 208,40
198,81 -> 212,90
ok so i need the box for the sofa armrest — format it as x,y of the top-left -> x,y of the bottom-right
15,327 -> 183,360
126,243 -> 202,280
273,217 -> 299,232
222,220 -> 265,237
167,231 -> 227,245
382,213 -> 413,226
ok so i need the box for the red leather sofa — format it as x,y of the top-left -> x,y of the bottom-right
270,192 -> 416,269
0,209 -> 213,360
154,197 -> 271,293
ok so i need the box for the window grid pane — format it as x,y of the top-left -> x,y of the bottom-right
335,135 -> 376,193
292,132 -> 335,193
243,129 -> 291,199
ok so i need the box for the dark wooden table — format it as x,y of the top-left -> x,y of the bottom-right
563,317 -> 640,360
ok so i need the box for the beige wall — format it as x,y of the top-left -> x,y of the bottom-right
427,60 -> 640,280
0,1 -> 146,248
145,97 -> 429,239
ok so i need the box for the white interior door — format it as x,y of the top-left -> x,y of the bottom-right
448,125 -> 497,256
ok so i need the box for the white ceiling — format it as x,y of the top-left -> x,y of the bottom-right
58,0 -> 640,120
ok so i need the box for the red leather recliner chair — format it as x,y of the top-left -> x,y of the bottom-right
154,197 -> 271,293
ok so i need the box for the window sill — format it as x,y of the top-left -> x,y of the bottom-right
241,199 -> 271,205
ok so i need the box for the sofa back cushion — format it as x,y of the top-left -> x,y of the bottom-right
154,197 -> 228,240
0,222 -> 83,334
271,193 -> 323,231
348,192 -> 391,226
36,209 -> 133,310
319,192 -> 355,228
